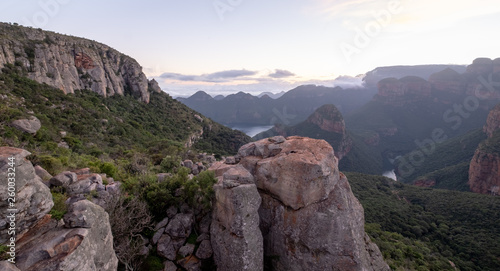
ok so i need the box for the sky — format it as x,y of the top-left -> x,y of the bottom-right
1,0 -> 500,97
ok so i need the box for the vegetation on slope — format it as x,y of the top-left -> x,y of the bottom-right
347,172 -> 500,271
394,129 -> 486,189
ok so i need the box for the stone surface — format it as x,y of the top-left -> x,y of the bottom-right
210,136 -> 389,271
15,200 -> 118,271
0,23 -> 151,103
11,116 -> 41,134
66,174 -> 102,196
243,136 -> 340,210
155,217 -> 170,231
157,234 -> 185,261
211,181 -> 263,271
177,256 -> 201,271
259,174 -> 388,271
49,171 -> 77,187
0,261 -> 21,271
484,103 -> 500,138
152,228 -> 165,245
195,240 -> 213,259
34,165 -> 52,182
163,260 -> 177,271
178,243 -> 195,257
0,147 -> 54,244
468,149 -> 500,194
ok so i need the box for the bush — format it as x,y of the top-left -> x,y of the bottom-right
49,192 -> 68,220
38,155 -> 63,175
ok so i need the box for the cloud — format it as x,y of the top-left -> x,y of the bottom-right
160,72 -> 199,81
160,69 -> 257,83
207,69 -> 257,79
269,69 -> 296,78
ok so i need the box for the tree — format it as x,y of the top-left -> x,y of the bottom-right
106,193 -> 153,271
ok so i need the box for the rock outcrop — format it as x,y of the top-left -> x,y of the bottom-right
469,150 -> 500,194
468,103 -> 500,194
210,166 -> 263,271
376,76 -> 432,105
10,116 -> 42,134
484,103 -> 500,137
0,147 -> 53,244
0,22 -> 154,103
15,200 -> 118,271
259,104 -> 352,160
210,136 -> 389,271
0,147 -> 118,270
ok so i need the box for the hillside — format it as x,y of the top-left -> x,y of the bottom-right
0,22 -> 155,103
393,129 -> 486,190
347,172 -> 500,271
344,58 -> 499,176
0,59 -> 250,171
178,85 -> 377,126
254,104 -> 352,160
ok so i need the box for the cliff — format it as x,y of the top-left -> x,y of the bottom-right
0,22 -> 156,103
468,103 -> 500,194
256,104 -> 352,160
209,136 -> 389,271
0,147 -> 118,271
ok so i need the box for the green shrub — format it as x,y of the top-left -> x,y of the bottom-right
141,255 -> 164,271
38,155 -> 63,175
49,192 -> 68,220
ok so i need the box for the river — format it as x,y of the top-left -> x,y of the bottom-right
230,124 -> 274,137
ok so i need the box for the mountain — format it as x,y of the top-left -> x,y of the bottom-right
344,58 -> 500,177
363,64 -> 467,88
179,85 -> 377,126
468,103 -> 500,194
254,104 -> 352,160
0,23 -> 251,161
257,91 -> 286,99
0,22 -> 160,103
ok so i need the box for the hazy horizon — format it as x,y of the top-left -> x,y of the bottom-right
1,0 -> 499,97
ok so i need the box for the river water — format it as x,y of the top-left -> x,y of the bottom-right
230,124 -> 274,137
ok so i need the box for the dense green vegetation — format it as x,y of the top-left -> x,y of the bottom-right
394,128 -> 486,189
0,63 -> 249,270
344,96 -> 491,175
347,172 -> 500,270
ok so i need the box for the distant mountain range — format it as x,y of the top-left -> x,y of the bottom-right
178,64 -> 469,127
177,85 -> 378,126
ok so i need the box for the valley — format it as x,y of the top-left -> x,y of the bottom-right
1,21 -> 500,271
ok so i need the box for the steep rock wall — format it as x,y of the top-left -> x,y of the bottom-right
0,23 -> 153,103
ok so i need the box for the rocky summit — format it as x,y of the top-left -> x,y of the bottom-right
468,104 -> 500,194
0,23 -> 157,103
0,147 -> 117,271
210,136 -> 389,271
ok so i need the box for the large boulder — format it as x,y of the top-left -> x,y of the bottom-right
0,147 -> 53,244
11,116 -> 41,134
240,136 -> 339,210
210,166 -> 263,271
15,200 -> 118,271
210,136 -> 389,271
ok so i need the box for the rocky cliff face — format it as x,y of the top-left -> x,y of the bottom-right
0,147 -> 53,244
469,149 -> 500,194
0,147 -> 118,271
260,104 -> 352,160
468,104 -> 500,194
210,136 -> 389,271
0,23 -> 154,103
484,103 -> 500,137
375,58 -> 500,107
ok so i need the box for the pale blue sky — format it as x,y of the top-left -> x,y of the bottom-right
1,0 -> 499,96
